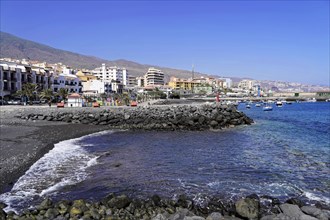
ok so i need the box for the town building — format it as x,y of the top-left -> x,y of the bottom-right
0,62 -> 53,98
144,67 -> 164,86
51,73 -> 82,93
238,79 -> 255,90
137,76 -> 145,87
67,93 -> 83,107
168,77 -> 197,91
92,64 -> 128,86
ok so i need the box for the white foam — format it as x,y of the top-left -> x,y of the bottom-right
0,130 -> 113,213
304,192 -> 330,204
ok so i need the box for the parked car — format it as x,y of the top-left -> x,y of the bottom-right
8,99 -> 22,105
0,100 -> 8,105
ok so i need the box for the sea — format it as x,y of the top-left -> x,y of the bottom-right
1,102 -> 329,213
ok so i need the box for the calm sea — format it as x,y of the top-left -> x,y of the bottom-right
1,102 -> 329,212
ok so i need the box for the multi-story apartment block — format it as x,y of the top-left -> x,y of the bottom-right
168,76 -> 198,91
145,67 -> 164,86
238,79 -> 255,90
92,64 -> 128,86
137,76 -> 145,87
51,73 -> 82,93
0,62 -> 53,98
128,76 -> 137,87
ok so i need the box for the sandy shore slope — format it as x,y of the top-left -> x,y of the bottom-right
0,105 -> 110,193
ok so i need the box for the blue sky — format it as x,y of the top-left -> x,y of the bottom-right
1,0 -> 329,85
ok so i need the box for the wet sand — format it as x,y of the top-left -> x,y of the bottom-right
0,105 -> 110,193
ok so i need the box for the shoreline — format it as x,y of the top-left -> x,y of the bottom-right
0,106 -> 112,193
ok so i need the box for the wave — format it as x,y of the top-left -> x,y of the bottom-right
0,130 -> 113,213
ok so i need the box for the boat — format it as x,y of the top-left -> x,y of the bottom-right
255,103 -> 261,107
263,105 -> 273,111
286,101 -> 293,105
306,98 -> 317,102
246,104 -> 251,109
326,99 -> 330,102
276,101 -> 283,107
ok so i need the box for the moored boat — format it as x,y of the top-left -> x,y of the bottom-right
263,106 -> 273,111
276,101 -> 283,107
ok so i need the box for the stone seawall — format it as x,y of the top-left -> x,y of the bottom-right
16,104 -> 253,130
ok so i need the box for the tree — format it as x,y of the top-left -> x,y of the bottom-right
58,88 -> 68,101
40,89 -> 53,101
15,83 -> 37,102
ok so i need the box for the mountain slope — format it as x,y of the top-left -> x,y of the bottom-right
0,32 -> 207,80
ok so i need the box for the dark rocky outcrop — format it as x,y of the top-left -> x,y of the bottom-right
1,195 -> 329,220
16,104 -> 254,131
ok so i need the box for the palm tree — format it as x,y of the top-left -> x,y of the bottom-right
58,88 -> 68,101
40,89 -> 53,101
15,83 -> 37,103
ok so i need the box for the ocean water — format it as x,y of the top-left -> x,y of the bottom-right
1,102 -> 329,212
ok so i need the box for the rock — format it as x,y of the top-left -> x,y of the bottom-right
0,209 -> 6,220
152,213 -> 168,220
235,198 -> 260,219
286,198 -> 305,207
152,195 -> 161,207
37,198 -> 53,210
301,206 -> 330,220
45,208 -> 59,219
280,204 -> 318,220
70,206 -> 83,217
183,216 -> 205,220
108,195 -> 131,209
206,212 -> 223,220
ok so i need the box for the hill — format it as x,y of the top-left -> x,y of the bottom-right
0,32 -> 210,81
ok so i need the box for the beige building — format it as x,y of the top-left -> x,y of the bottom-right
145,67 -> 164,86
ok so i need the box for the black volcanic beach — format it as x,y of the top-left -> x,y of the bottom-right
0,106 -> 109,194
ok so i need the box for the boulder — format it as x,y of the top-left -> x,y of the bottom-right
45,208 -> 59,219
37,198 -> 53,210
108,195 -> 131,209
235,198 -> 260,219
280,204 -> 318,220
206,212 -> 223,220
301,206 -> 330,220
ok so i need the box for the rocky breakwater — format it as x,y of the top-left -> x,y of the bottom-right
1,194 -> 329,220
16,104 -> 254,130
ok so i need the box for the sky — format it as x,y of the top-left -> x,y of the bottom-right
0,0 -> 329,86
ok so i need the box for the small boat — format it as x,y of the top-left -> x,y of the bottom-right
263,106 -> 273,111
255,103 -> 261,107
286,101 -> 293,105
246,104 -> 251,109
276,101 -> 283,107
326,99 -> 330,102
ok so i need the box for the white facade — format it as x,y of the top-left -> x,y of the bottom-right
219,78 -> 232,88
51,73 -> 82,93
92,64 -> 128,85
145,67 -> 164,86
238,80 -> 255,90
82,79 -> 112,95
0,62 -> 53,98
67,94 -> 83,107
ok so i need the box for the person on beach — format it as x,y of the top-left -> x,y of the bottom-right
48,100 -> 51,107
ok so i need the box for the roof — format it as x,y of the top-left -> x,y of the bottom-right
68,93 -> 81,98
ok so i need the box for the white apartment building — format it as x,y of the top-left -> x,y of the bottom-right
51,73 -> 82,93
0,62 -> 53,98
82,79 -> 112,95
145,67 -> 164,86
238,79 -> 255,90
92,64 -> 128,86
219,78 -> 232,88
136,76 -> 145,87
